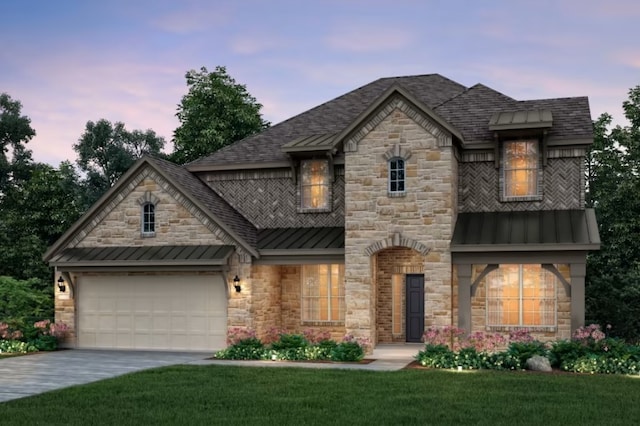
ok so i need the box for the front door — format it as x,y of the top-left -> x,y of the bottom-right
405,274 -> 425,342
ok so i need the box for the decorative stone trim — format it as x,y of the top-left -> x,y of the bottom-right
546,147 -> 586,158
137,191 -> 160,206
364,232 -> 431,256
344,97 -> 451,152
461,151 -> 495,163
382,143 -> 412,161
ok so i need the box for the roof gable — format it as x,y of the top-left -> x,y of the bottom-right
44,156 -> 258,262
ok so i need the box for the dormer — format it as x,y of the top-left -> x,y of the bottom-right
489,109 -> 553,202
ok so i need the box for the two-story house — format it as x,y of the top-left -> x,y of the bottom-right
44,73 -> 600,351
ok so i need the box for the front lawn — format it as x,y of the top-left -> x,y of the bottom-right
2,365 -> 640,425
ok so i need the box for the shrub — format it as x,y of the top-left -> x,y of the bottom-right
507,341 -> 549,366
226,327 -> 257,346
270,333 -> 308,351
331,341 -> 364,362
215,337 -> 264,360
0,339 -> 38,354
422,326 -> 465,349
0,276 -> 52,329
416,344 -> 455,368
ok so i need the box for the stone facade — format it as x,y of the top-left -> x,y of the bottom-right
344,103 -> 456,345
54,171 -> 248,345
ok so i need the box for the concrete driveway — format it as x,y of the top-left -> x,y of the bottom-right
0,349 -> 209,403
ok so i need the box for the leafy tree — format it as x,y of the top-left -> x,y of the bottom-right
586,86 -> 640,341
0,93 -> 36,193
0,162 -> 84,288
171,66 -> 269,164
74,119 -> 165,205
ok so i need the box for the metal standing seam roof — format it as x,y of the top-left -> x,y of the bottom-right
488,109 -> 553,131
257,227 -> 345,251
281,133 -> 341,153
49,245 -> 235,267
451,209 -> 600,252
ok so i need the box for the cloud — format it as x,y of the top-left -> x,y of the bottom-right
325,23 -> 414,52
611,50 -> 640,69
150,2 -> 231,34
230,35 -> 290,55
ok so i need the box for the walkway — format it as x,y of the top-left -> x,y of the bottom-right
0,344 -> 422,403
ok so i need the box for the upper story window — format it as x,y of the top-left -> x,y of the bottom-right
300,159 -> 330,211
388,158 -> 405,195
503,140 -> 540,199
142,202 -> 155,236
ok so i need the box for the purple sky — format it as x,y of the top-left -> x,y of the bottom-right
2,0 -> 639,166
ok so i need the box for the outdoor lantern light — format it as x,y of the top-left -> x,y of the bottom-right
233,275 -> 241,293
57,276 -> 66,293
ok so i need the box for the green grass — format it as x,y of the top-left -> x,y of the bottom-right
2,365 -> 640,425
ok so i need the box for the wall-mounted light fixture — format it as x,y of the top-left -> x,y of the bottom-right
233,275 -> 241,293
57,276 -> 66,293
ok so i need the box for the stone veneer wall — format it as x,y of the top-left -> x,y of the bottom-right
55,173 -> 251,345
344,103 -> 456,345
469,264 -> 571,341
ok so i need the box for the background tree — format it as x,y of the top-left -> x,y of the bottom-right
0,93 -> 36,194
586,86 -> 640,341
171,66 -> 269,164
74,119 -> 165,206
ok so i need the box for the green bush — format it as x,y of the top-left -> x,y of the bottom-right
507,341 -> 548,366
0,339 -> 38,354
330,341 -> 364,362
0,276 -> 52,329
270,333 -> 308,350
215,337 -> 264,360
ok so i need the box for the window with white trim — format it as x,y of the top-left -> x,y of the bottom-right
142,202 -> 155,236
486,264 -> 556,327
388,158 -> 405,194
302,264 -> 344,322
300,159 -> 330,210
503,140 -> 539,198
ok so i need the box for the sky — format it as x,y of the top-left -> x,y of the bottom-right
2,0 -> 639,166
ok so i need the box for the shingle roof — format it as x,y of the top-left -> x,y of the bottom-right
149,156 -> 257,247
187,74 -> 467,168
187,73 -> 593,169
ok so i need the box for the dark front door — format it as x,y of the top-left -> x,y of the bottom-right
405,274 -> 425,343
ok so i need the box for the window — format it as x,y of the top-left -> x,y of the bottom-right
392,274 -> 403,335
301,159 -> 330,210
142,203 -> 155,235
486,265 -> 556,327
503,140 -> 539,198
388,158 -> 405,194
302,264 -> 344,322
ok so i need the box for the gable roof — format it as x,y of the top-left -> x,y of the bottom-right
187,74 -> 593,171
187,74 -> 467,170
43,156 -> 258,262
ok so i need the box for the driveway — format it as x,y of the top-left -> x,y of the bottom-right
0,349 -> 209,403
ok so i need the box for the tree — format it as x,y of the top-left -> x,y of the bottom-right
0,162 -> 84,287
74,119 -> 165,205
0,93 -> 36,193
171,66 -> 269,164
586,86 -> 640,341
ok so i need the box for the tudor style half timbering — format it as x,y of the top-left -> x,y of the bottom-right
45,73 -> 599,351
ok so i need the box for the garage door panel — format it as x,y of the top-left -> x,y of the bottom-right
78,275 -> 227,351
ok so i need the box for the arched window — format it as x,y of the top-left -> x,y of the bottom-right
388,157 -> 405,194
142,202 -> 155,235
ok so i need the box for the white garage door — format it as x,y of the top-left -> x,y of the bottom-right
78,274 -> 227,351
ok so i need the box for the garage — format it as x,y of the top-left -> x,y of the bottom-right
77,274 -> 227,351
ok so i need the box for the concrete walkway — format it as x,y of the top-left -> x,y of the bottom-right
0,344 -> 422,403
